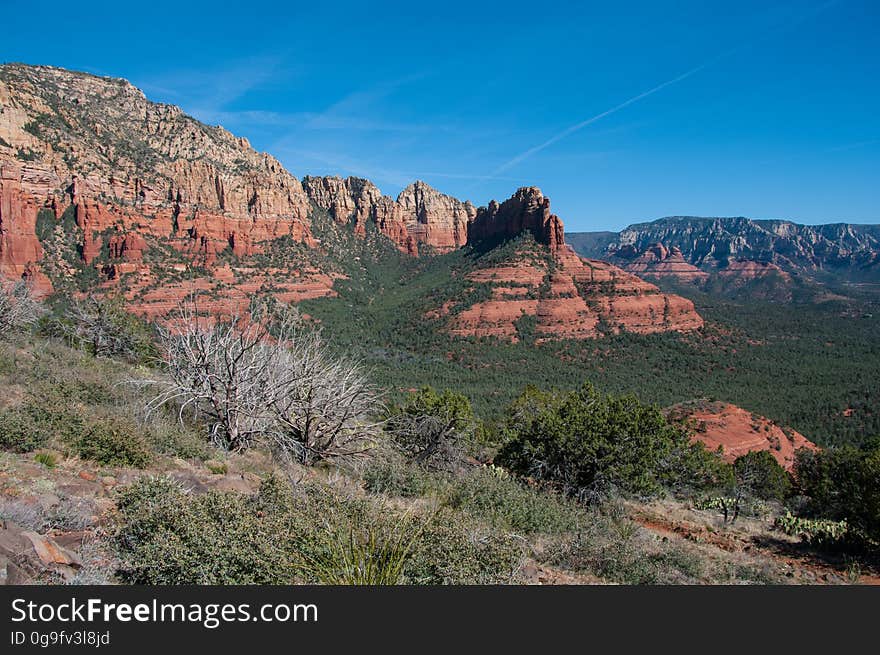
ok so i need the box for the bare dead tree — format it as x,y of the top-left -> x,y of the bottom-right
146,299 -> 384,462
265,331 -> 384,464
147,304 -> 277,451
0,278 -> 44,336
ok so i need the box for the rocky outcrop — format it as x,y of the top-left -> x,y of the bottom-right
446,192 -> 704,341
0,64 -> 316,276
0,163 -> 48,290
613,242 -> 709,283
447,249 -> 703,341
303,176 -> 475,253
0,64 -> 338,312
397,181 -> 476,252
0,523 -> 84,583
666,400 -> 817,471
468,187 -> 566,254
716,259 -> 790,283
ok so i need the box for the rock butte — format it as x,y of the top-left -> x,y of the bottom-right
666,400 -> 817,471
0,63 -> 703,339
443,188 -> 703,341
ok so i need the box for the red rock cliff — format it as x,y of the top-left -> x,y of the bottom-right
468,187 -> 566,254
0,63 -> 316,272
303,176 -> 476,254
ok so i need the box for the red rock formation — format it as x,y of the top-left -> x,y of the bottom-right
397,181 -> 475,252
468,187 -> 566,254
617,242 -> 709,283
0,163 -> 51,292
667,400 -> 817,471
107,232 -> 147,261
0,64 -> 703,342
117,267 -> 340,320
302,176 -> 371,228
303,176 -> 475,253
448,197 -> 704,342
0,64 -> 317,271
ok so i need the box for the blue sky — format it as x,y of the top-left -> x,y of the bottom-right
2,0 -> 877,230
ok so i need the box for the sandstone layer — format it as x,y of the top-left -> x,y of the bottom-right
716,259 -> 791,283
614,242 -> 709,283
667,400 -> 817,471
303,176 -> 476,254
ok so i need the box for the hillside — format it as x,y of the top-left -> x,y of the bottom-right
667,400 -> 817,471
0,332 -> 873,586
0,63 -> 702,340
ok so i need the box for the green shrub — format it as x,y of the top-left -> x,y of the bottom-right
114,476 -> 299,584
733,450 -> 792,501
443,468 -> 586,534
497,383 -> 725,499
145,422 -> 212,460
205,461 -> 228,475
0,349 -> 15,376
76,416 -> 151,468
793,445 -> 879,546
387,386 -> 476,471
44,295 -> 158,364
0,398 -> 90,453
113,474 -> 524,585
403,509 -> 524,584
0,406 -> 49,453
362,455 -> 445,498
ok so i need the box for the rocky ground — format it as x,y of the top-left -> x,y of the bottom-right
2,446 -> 875,586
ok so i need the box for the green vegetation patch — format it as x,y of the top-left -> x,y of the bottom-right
113,474 -> 524,585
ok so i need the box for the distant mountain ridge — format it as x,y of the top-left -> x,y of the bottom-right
568,216 -> 880,283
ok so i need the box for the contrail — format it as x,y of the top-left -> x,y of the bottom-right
490,1 -> 841,177
490,60 -> 716,175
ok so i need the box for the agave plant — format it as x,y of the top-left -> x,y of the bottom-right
301,514 -> 430,585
